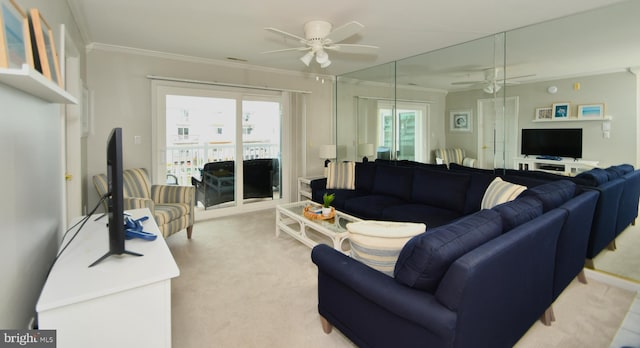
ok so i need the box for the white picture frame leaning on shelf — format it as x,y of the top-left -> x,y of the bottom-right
552,102 -> 571,119
535,107 -> 552,120
0,0 -> 33,69
450,110 -> 472,132
577,103 -> 605,119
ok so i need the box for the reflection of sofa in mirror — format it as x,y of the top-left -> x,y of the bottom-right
192,159 -> 275,209
434,148 -> 477,168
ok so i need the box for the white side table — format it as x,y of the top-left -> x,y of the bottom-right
297,176 -> 324,201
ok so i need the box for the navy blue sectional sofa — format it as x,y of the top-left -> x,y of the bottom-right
311,160 -> 639,261
311,178 -> 599,347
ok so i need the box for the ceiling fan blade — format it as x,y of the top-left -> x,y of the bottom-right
504,73 -> 536,81
451,80 -> 485,85
325,21 -> 364,43
262,47 -> 311,54
264,27 -> 307,43
324,44 -> 379,54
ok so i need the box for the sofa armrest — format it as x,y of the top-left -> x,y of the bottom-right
435,209 -> 565,347
123,197 -> 155,211
311,245 -> 456,338
462,157 -> 477,168
310,177 -> 327,191
150,184 -> 195,205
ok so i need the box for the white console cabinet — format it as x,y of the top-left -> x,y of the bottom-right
513,157 -> 599,176
36,208 -> 179,348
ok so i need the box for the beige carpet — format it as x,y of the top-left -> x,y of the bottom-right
166,209 -> 636,348
593,221 -> 640,281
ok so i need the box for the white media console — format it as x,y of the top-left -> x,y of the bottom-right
36,208 -> 179,348
513,157 -> 599,176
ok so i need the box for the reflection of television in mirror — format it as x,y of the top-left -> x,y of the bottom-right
521,128 -> 583,159
89,127 -> 142,267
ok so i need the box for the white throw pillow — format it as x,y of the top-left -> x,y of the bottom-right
347,220 -> 426,276
481,177 -> 527,209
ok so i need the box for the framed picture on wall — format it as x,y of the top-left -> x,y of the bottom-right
577,103 -> 605,119
552,102 -> 571,119
450,110 -> 472,132
28,8 -> 62,87
0,0 -> 33,69
535,107 -> 552,120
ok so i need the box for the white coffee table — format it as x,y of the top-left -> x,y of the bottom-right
275,200 -> 362,253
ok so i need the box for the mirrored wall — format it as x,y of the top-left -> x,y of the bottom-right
335,0 -> 640,281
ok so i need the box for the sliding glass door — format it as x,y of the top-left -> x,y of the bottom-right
377,101 -> 428,161
153,82 -> 283,217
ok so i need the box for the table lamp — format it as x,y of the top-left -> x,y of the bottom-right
319,145 -> 336,167
358,143 -> 375,163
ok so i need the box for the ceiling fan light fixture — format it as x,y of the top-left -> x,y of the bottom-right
315,50 -> 331,68
483,83 -> 501,94
300,51 -> 314,66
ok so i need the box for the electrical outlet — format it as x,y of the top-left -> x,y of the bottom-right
134,135 -> 142,145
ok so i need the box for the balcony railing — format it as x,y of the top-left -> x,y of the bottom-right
166,142 -> 280,185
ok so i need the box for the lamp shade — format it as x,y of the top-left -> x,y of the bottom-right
318,145 -> 336,159
358,143 -> 375,157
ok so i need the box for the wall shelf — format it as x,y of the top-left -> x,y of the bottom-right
0,64 -> 78,104
532,116 -> 612,123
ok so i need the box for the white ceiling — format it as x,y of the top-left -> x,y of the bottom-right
66,0 -> 630,78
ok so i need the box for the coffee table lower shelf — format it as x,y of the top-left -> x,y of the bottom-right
275,200 -> 362,254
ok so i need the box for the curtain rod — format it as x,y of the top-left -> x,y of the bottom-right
355,96 -> 433,104
147,75 -> 312,94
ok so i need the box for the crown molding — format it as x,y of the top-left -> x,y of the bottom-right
85,43 -> 336,82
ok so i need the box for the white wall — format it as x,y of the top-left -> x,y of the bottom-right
0,0 -> 85,329
85,47 -> 334,209
445,71 -> 638,167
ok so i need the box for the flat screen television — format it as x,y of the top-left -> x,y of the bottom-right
90,127 -> 142,267
520,128 -> 583,159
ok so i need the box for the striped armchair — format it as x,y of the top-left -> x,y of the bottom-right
434,148 -> 477,168
93,168 -> 195,239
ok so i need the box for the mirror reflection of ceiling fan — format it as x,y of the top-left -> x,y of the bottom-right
451,68 -> 536,93
263,20 -> 379,68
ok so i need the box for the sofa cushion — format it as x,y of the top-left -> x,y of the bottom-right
614,164 -> 635,175
347,221 -> 426,276
344,195 -> 407,220
394,209 -> 503,292
372,165 -> 414,201
463,172 -> 497,214
519,180 -> 576,212
575,168 -> 610,186
326,161 -> 355,189
355,161 -> 377,192
412,168 -> 471,213
480,177 -> 527,209
491,196 -> 544,232
381,204 -> 463,228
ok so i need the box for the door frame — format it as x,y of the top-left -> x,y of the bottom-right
477,96 -> 519,169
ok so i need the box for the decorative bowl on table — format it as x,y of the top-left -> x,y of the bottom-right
303,205 -> 335,220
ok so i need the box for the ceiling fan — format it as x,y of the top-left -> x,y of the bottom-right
263,20 -> 379,68
451,68 -> 535,93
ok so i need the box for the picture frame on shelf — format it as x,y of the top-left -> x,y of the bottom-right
0,0 -> 33,69
535,107 -> 552,120
552,102 -> 571,119
450,110 -> 472,132
577,103 -> 605,119
27,8 -> 62,87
